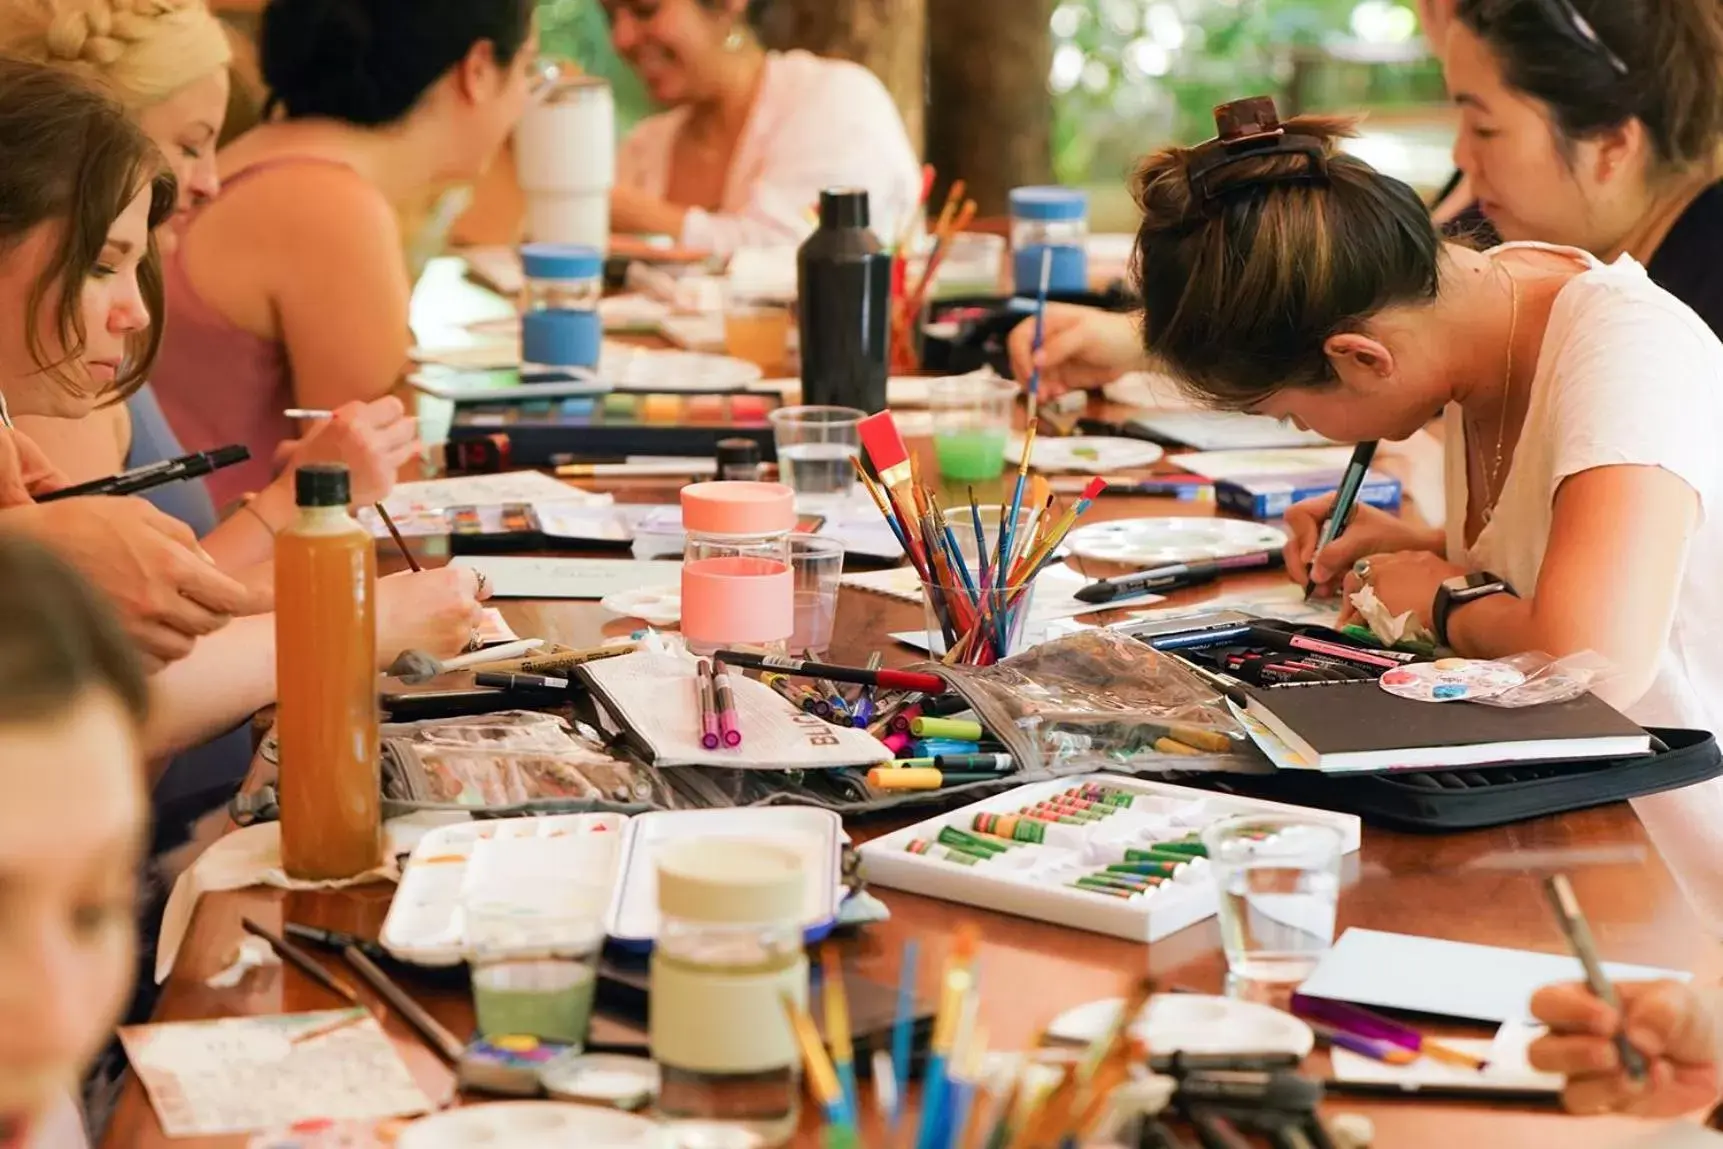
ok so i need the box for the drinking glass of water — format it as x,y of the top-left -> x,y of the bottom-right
769,406 -> 864,508
1202,814 -> 1343,985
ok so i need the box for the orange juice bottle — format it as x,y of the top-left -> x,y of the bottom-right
275,463 -> 381,881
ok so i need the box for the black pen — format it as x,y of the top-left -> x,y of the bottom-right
283,921 -> 389,963
1544,874 -> 1649,1084
1303,440 -> 1378,599
38,444 -> 250,502
474,671 -> 570,692
1075,551 -> 1285,605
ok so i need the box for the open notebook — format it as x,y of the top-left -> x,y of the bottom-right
1238,680 -> 1650,773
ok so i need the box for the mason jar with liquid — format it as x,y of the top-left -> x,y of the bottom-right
1010,186 -> 1090,297
679,482 -> 795,657
520,242 -> 603,372
650,840 -> 808,1147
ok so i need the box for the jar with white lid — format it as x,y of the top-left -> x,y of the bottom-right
520,242 -> 602,371
1010,186 -> 1090,297
680,482 -> 796,656
651,839 -> 807,1147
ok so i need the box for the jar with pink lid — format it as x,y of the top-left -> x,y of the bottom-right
680,482 -> 796,656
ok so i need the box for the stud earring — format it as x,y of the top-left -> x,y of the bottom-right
724,25 -> 745,51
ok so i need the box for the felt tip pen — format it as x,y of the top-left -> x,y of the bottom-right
1304,439 -> 1379,599
695,659 -> 720,750
38,444 -> 251,502
473,672 -> 570,691
1051,474 -> 1215,500
933,753 -> 1013,772
712,651 -> 947,695
711,660 -> 742,748
1075,550 -> 1285,605
762,671 -> 818,712
1544,874 -> 1649,1084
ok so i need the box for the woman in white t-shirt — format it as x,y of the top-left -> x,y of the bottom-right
604,0 -> 921,253
1129,99 -> 1723,926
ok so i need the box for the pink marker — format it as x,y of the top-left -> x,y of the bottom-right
696,659 -> 721,750
712,660 -> 743,748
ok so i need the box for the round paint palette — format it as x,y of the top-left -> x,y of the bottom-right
601,587 -> 681,627
396,1103 -> 665,1149
246,1120 -> 408,1149
1008,435 -> 1164,474
1044,993 -> 1315,1059
1379,659 -> 1526,703
602,346 -> 762,393
1064,517 -> 1287,567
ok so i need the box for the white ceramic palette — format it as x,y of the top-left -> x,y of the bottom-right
1064,517 -> 1287,567
380,809 -> 846,965
1009,434 -> 1164,473
396,1102 -> 665,1149
601,345 -> 761,392
1044,994 -> 1315,1059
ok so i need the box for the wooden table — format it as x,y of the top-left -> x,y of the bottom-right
105,434 -> 1718,1148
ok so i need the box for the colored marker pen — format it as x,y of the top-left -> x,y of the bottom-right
711,660 -> 742,748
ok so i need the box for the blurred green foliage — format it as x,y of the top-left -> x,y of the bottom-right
537,0 -> 656,128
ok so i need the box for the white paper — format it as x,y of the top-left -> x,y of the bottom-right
842,561 -> 1165,624
1328,1021 -> 1562,1095
1125,584 -> 1342,629
1298,928 -> 1691,1024
450,556 -> 682,600
1134,411 -> 1337,452
373,470 -> 606,521
581,647 -> 893,769
1168,446 -> 1360,480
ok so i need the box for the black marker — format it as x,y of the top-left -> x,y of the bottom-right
38,444 -> 250,502
474,672 -> 570,692
1303,440 -> 1378,600
1075,551 -> 1284,605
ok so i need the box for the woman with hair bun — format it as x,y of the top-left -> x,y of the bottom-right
147,0 -> 541,508
606,0 -> 921,253
1134,93 -> 1723,948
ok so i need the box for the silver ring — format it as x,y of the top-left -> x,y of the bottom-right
1353,558 -> 1373,583
474,570 -> 488,596
464,628 -> 484,653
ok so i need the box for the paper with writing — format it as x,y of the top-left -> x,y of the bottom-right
451,556 -> 682,600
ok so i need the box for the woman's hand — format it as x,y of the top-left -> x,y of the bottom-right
1336,549 -> 1467,628
1529,981 -> 1721,1118
0,426 -> 69,506
1006,304 -> 1144,396
277,398 -> 419,506
375,566 -> 491,666
1283,491 -> 1446,596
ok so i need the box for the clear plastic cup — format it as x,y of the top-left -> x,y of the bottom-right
921,580 -> 1040,663
789,535 -> 845,655
929,375 -> 1016,482
467,896 -> 606,1046
768,406 -> 864,508
1201,815 -> 1344,985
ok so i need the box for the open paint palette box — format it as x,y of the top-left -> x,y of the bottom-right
380,807 -> 845,966
857,776 -> 1360,943
448,389 -> 781,466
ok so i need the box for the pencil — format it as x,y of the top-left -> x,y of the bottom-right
372,504 -> 422,572
240,918 -> 361,1005
1544,874 -> 1649,1083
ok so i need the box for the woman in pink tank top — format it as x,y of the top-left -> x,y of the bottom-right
151,0 -> 545,508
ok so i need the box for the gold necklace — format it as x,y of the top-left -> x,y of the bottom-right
1474,265 -> 1519,525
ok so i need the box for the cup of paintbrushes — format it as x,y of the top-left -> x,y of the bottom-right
920,579 -> 1038,664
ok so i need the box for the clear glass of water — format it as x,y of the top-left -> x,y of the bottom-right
789,534 -> 845,655
769,406 -> 864,508
1202,814 -> 1343,985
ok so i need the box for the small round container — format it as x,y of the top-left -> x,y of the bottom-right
679,482 -> 797,655
715,438 -> 764,482
1009,186 -> 1090,297
520,243 -> 602,370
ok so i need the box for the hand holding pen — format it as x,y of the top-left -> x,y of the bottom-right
1283,448 -> 1442,599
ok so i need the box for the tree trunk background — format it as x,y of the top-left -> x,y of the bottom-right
925,0 -> 1054,217
756,0 -> 927,154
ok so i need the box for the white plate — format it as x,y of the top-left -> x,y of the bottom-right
1009,435 -> 1163,473
1045,994 -> 1315,1059
397,1102 -> 666,1149
1064,517 -> 1287,567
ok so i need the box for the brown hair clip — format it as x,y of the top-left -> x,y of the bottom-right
1187,95 -> 1327,204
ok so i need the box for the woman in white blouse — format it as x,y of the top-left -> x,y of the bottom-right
604,0 -> 922,253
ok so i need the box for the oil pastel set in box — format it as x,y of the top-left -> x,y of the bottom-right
857,775 -> 1359,942
448,389 -> 781,466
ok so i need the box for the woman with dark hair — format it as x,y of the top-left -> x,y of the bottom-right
1130,93 -> 1723,950
149,0 -> 542,507
607,0 -> 921,253
1446,0 -> 1723,332
0,534 -> 152,1149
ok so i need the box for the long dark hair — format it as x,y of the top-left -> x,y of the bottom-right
0,58 -> 175,402
260,0 -> 535,125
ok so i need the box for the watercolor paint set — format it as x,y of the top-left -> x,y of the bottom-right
856,775 -> 1359,942
448,388 -> 780,466
379,807 -> 846,965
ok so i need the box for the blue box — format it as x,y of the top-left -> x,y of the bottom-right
1215,469 -> 1403,521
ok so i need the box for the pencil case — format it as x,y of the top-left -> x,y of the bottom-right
1180,726 -> 1722,832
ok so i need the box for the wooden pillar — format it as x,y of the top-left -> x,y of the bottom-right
756,0 -> 927,154
925,0 -> 1054,216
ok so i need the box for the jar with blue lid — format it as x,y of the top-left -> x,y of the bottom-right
1010,186 -> 1089,297
520,243 -> 602,371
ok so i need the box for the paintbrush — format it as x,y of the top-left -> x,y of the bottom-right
372,504 -> 421,572
914,923 -> 981,1149
1025,244 -> 1054,428
821,944 -> 859,1125
241,918 -> 361,1005
891,938 -> 920,1133
858,411 -> 931,574
782,992 -> 853,1133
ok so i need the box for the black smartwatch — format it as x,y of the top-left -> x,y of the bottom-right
1432,571 -> 1517,648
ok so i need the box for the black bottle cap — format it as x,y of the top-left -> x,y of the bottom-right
295,462 -> 351,508
717,438 -> 762,467
818,188 -> 871,230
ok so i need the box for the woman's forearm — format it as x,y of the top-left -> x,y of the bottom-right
145,614 -> 277,772
201,482 -> 293,572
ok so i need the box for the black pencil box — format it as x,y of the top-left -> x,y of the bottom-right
1176,726 -> 1721,832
